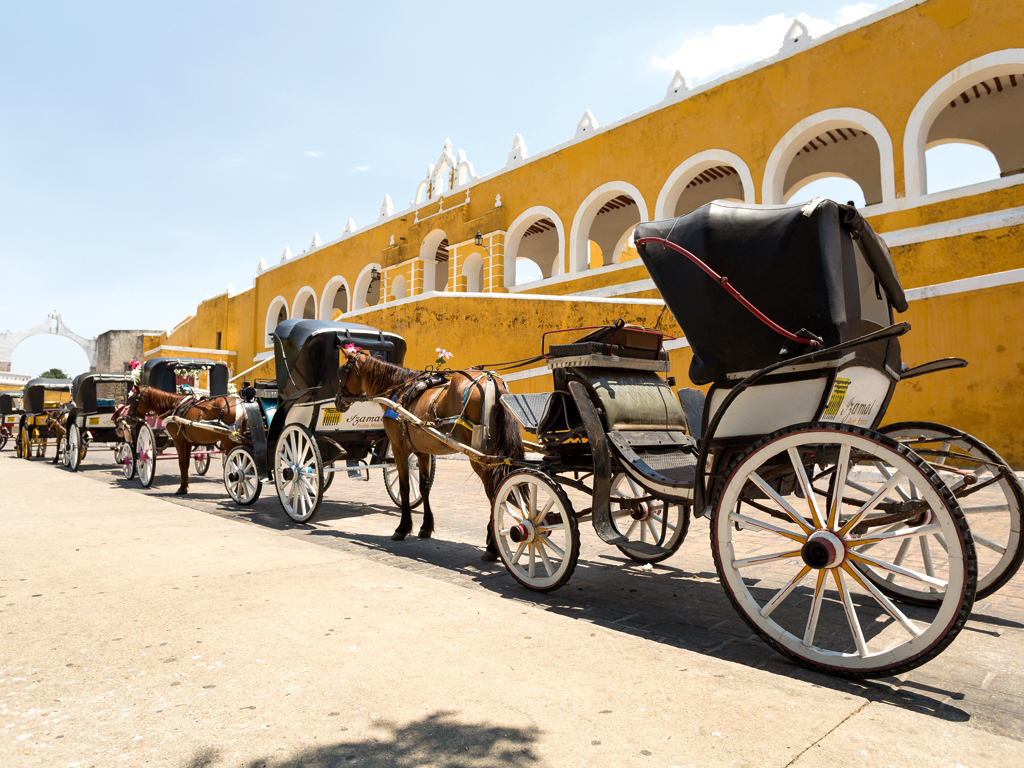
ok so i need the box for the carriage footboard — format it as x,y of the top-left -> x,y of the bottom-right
607,431 -> 697,502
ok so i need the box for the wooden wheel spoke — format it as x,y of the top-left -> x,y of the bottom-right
537,542 -> 555,577
831,568 -> 869,657
839,471 -> 906,536
828,444 -> 852,528
729,512 -> 807,543
758,564 -> 811,618
510,541 -> 527,566
849,522 -> 943,547
803,570 -> 828,647
734,549 -> 803,570
748,470 -> 812,533
842,564 -> 922,638
788,447 -> 824,528
850,552 -> 948,589
537,534 -> 565,559
973,533 -> 1008,555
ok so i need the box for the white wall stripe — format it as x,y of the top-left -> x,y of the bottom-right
882,206 -> 1024,248
144,345 -> 237,358
905,268 -> 1024,302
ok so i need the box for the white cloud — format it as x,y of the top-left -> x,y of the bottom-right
304,150 -> 324,158
352,165 -> 371,172
652,6 -> 876,84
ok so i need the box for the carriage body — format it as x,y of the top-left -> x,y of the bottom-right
1,392 -> 24,450
64,371 -> 135,471
269,319 -> 407,466
17,378 -> 72,458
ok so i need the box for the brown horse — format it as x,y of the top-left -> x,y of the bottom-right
45,407 -> 70,464
127,386 -> 246,494
338,349 -> 524,559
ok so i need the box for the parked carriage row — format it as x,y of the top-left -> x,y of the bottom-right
4,199 -> 1022,680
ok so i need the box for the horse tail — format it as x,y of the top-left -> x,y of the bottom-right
484,384 -> 524,499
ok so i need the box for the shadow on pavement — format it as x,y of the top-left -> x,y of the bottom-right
181,711 -> 540,768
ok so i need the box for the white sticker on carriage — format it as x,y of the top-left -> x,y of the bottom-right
317,400 -> 383,432
818,366 -> 891,427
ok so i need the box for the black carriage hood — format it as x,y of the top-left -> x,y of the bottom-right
23,378 -> 72,414
634,199 -> 906,385
273,319 -> 407,402
140,358 -> 230,396
1,392 -> 23,415
71,371 -> 133,410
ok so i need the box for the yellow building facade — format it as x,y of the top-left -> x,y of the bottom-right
148,0 -> 1024,462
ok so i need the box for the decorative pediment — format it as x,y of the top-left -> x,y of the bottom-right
413,140 -> 479,204
781,19 -> 810,50
309,233 -> 322,251
380,194 -> 393,219
575,110 -> 599,140
665,71 -> 689,101
507,134 -> 528,166
280,247 -> 292,263
342,218 -> 357,238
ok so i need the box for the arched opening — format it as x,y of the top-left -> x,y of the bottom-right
763,110 -> 896,206
922,73 -> 1022,193
570,185 -> 648,274
656,152 -> 755,220
265,296 -> 288,346
419,230 -> 450,293
10,335 -> 90,378
320,277 -> 349,320
390,274 -> 407,301
925,142 -> 1003,195
904,53 -> 1024,198
292,287 -> 317,320
786,176 -> 868,208
353,264 -> 382,310
504,208 -> 563,287
461,252 -> 483,292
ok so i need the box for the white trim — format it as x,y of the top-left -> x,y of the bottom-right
504,206 -> 566,286
320,275 -> 351,320
291,285 -> 318,320
509,255 -> 648,294
352,263 -> 382,310
569,182 -> 649,274
418,229 -> 449,293
762,108 -> 896,205
655,150 -> 755,219
144,345 -> 237,358
572,278 -> 656,298
502,365 -> 550,383
264,296 -> 289,349
882,205 -> 1024,248
905,267 -> 1024,302
229,357 -> 274,382
903,49 -> 1024,198
663,337 -> 691,351
861,175 -> 1023,217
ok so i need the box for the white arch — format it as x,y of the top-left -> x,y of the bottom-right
418,229 -> 449,292
504,205 -> 566,287
264,296 -> 289,347
461,252 -> 484,292
291,286 -> 317,320
390,273 -> 407,300
352,263 -> 382,310
319,275 -> 350,320
0,312 -> 98,370
904,49 -> 1024,199
654,150 -> 756,219
762,108 -> 897,205
569,182 -> 649,274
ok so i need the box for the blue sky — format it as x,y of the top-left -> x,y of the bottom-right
6,0 -> 988,376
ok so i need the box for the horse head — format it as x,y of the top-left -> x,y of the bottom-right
126,386 -> 149,421
338,346 -> 368,400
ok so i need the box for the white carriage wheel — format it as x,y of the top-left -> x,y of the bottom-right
610,473 -> 690,564
382,440 -> 434,509
59,436 -> 70,467
67,423 -> 83,472
878,422 -> 1024,601
137,424 -> 158,488
711,423 -> 975,679
120,440 -> 137,480
224,446 -> 262,506
491,469 -> 581,592
274,424 -> 324,523
194,450 -> 211,476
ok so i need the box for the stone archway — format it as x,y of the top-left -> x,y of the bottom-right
0,311 -> 97,372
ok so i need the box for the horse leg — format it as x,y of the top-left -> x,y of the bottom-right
170,426 -> 191,495
416,451 -> 434,538
390,437 -> 414,541
470,460 -> 500,561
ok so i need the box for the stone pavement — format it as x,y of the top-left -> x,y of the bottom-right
2,449 -> 1023,768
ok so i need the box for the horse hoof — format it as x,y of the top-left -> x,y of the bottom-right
417,529 -> 432,539
480,551 -> 499,563
175,488 -> 188,496
391,531 -> 408,541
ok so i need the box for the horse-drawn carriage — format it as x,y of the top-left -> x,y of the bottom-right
15,378 -> 72,459
347,198 -> 1019,679
64,371 -> 135,472
223,319 -> 433,520
132,358 -> 230,486
1,391 -> 23,451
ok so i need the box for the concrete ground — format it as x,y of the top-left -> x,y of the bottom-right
2,447 -> 1023,768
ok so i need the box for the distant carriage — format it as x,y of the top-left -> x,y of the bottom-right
133,358 -> 230,486
16,378 -> 72,459
65,371 -> 135,473
224,319 -> 433,521
1,391 -> 23,451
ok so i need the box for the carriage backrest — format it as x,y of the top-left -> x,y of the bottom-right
23,378 -> 72,414
140,358 -> 230,396
0,392 -> 22,415
635,199 -> 906,386
273,319 -> 407,402
71,372 -> 133,412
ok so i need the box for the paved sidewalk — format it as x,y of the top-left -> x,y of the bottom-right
2,451 -> 1023,768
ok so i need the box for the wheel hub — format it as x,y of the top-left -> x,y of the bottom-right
801,529 -> 847,570
228,471 -> 240,482
509,522 -> 535,544
281,467 -> 295,481
630,500 -> 652,521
